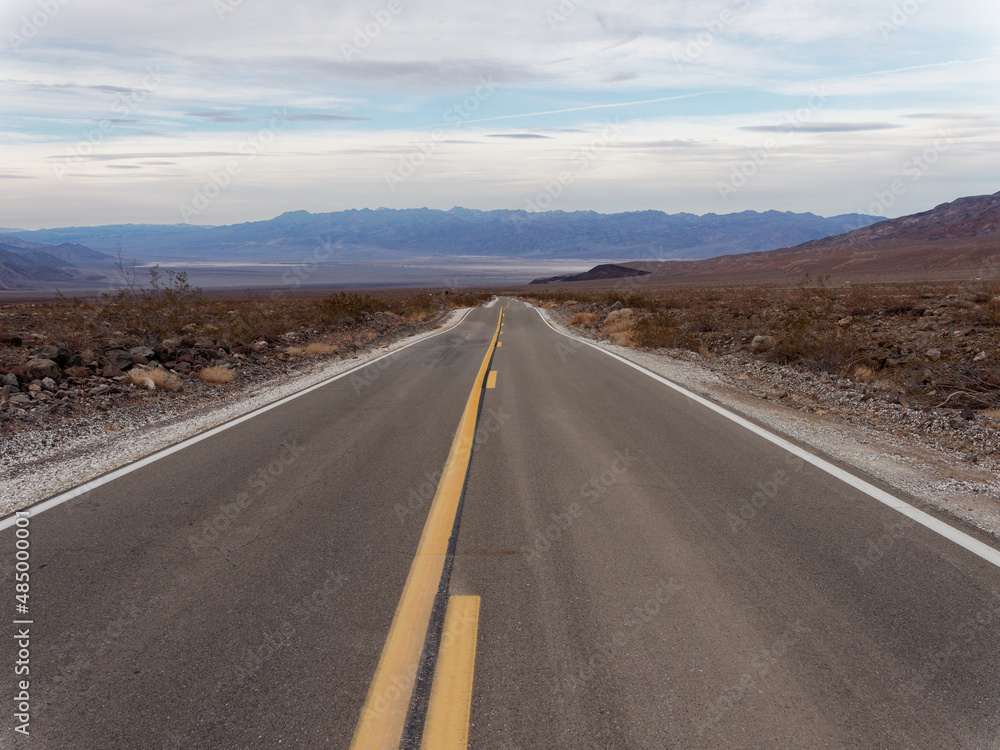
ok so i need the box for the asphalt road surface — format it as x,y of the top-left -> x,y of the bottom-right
3,298 -> 999,749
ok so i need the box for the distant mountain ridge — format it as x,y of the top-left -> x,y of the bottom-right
9,208 -> 881,264
801,191 -> 1000,246
612,190 -> 1000,282
0,235 -> 112,290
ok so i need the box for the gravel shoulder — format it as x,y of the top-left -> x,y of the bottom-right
0,308 -> 472,517
539,306 -> 1000,541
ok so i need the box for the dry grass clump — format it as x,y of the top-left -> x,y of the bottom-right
849,364 -> 877,383
305,343 -> 338,356
286,346 -> 304,357
128,367 -> 182,392
601,309 -> 636,334
199,365 -> 235,385
986,296 -> 1000,324
570,312 -> 598,327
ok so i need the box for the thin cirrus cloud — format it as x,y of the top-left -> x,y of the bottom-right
1,0 -> 998,227
741,123 -> 903,133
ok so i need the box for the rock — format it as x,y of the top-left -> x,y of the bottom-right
8,394 -> 31,406
925,349 -> 942,362
251,340 -> 269,353
1,373 -> 17,387
55,390 -> 70,399
26,358 -> 61,380
0,334 -> 22,347
103,349 -> 135,371
41,377 -> 58,392
89,385 -> 111,396
608,301 -> 624,312
152,343 -> 172,361
101,365 -> 122,378
177,353 -> 197,365
214,339 -> 231,353
130,346 -> 157,362
29,345 -> 71,366
1,384 -> 19,398
174,362 -> 192,373
750,335 -> 776,353
837,316 -> 853,327
63,366 -> 92,379
961,408 -> 976,421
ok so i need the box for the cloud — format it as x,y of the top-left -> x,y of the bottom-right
186,111 -> 254,123
283,113 -> 370,122
46,152 -> 242,162
741,123 -> 902,133
486,133 -> 552,139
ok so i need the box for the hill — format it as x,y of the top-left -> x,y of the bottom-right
612,191 -> 1000,283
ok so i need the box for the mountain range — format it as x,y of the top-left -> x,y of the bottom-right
8,208 -> 879,265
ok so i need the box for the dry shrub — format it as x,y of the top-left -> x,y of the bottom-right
199,365 -> 234,385
570,312 -> 597,327
982,408 -> 1000,419
986,296 -> 1000,325
305,343 -> 338,356
849,364 -> 877,383
286,346 -> 304,357
631,311 -> 690,349
129,367 -> 182,392
601,309 -> 636,334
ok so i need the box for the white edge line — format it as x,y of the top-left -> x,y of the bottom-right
534,306 -> 1000,571
0,307 -> 476,532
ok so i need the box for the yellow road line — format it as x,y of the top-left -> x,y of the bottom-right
349,308 -> 502,750
421,596 -> 481,750
496,341 -> 502,348
486,371 -> 497,389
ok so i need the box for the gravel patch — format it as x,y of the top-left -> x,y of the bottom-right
0,308 -> 472,516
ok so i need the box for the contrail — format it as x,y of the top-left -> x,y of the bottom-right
431,91 -> 711,127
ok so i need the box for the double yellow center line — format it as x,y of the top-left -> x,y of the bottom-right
349,305 -> 504,750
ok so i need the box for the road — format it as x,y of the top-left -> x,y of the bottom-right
2,298 -> 1000,749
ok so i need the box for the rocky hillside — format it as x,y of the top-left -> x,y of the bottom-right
530,264 -> 650,284
613,190 -> 1000,282
803,191 -> 1000,245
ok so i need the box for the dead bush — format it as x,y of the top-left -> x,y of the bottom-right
601,309 -> 636,335
305,343 -> 338,356
199,365 -> 234,385
128,366 -> 182,392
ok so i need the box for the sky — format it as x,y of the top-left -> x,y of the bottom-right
1,0 -> 998,230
